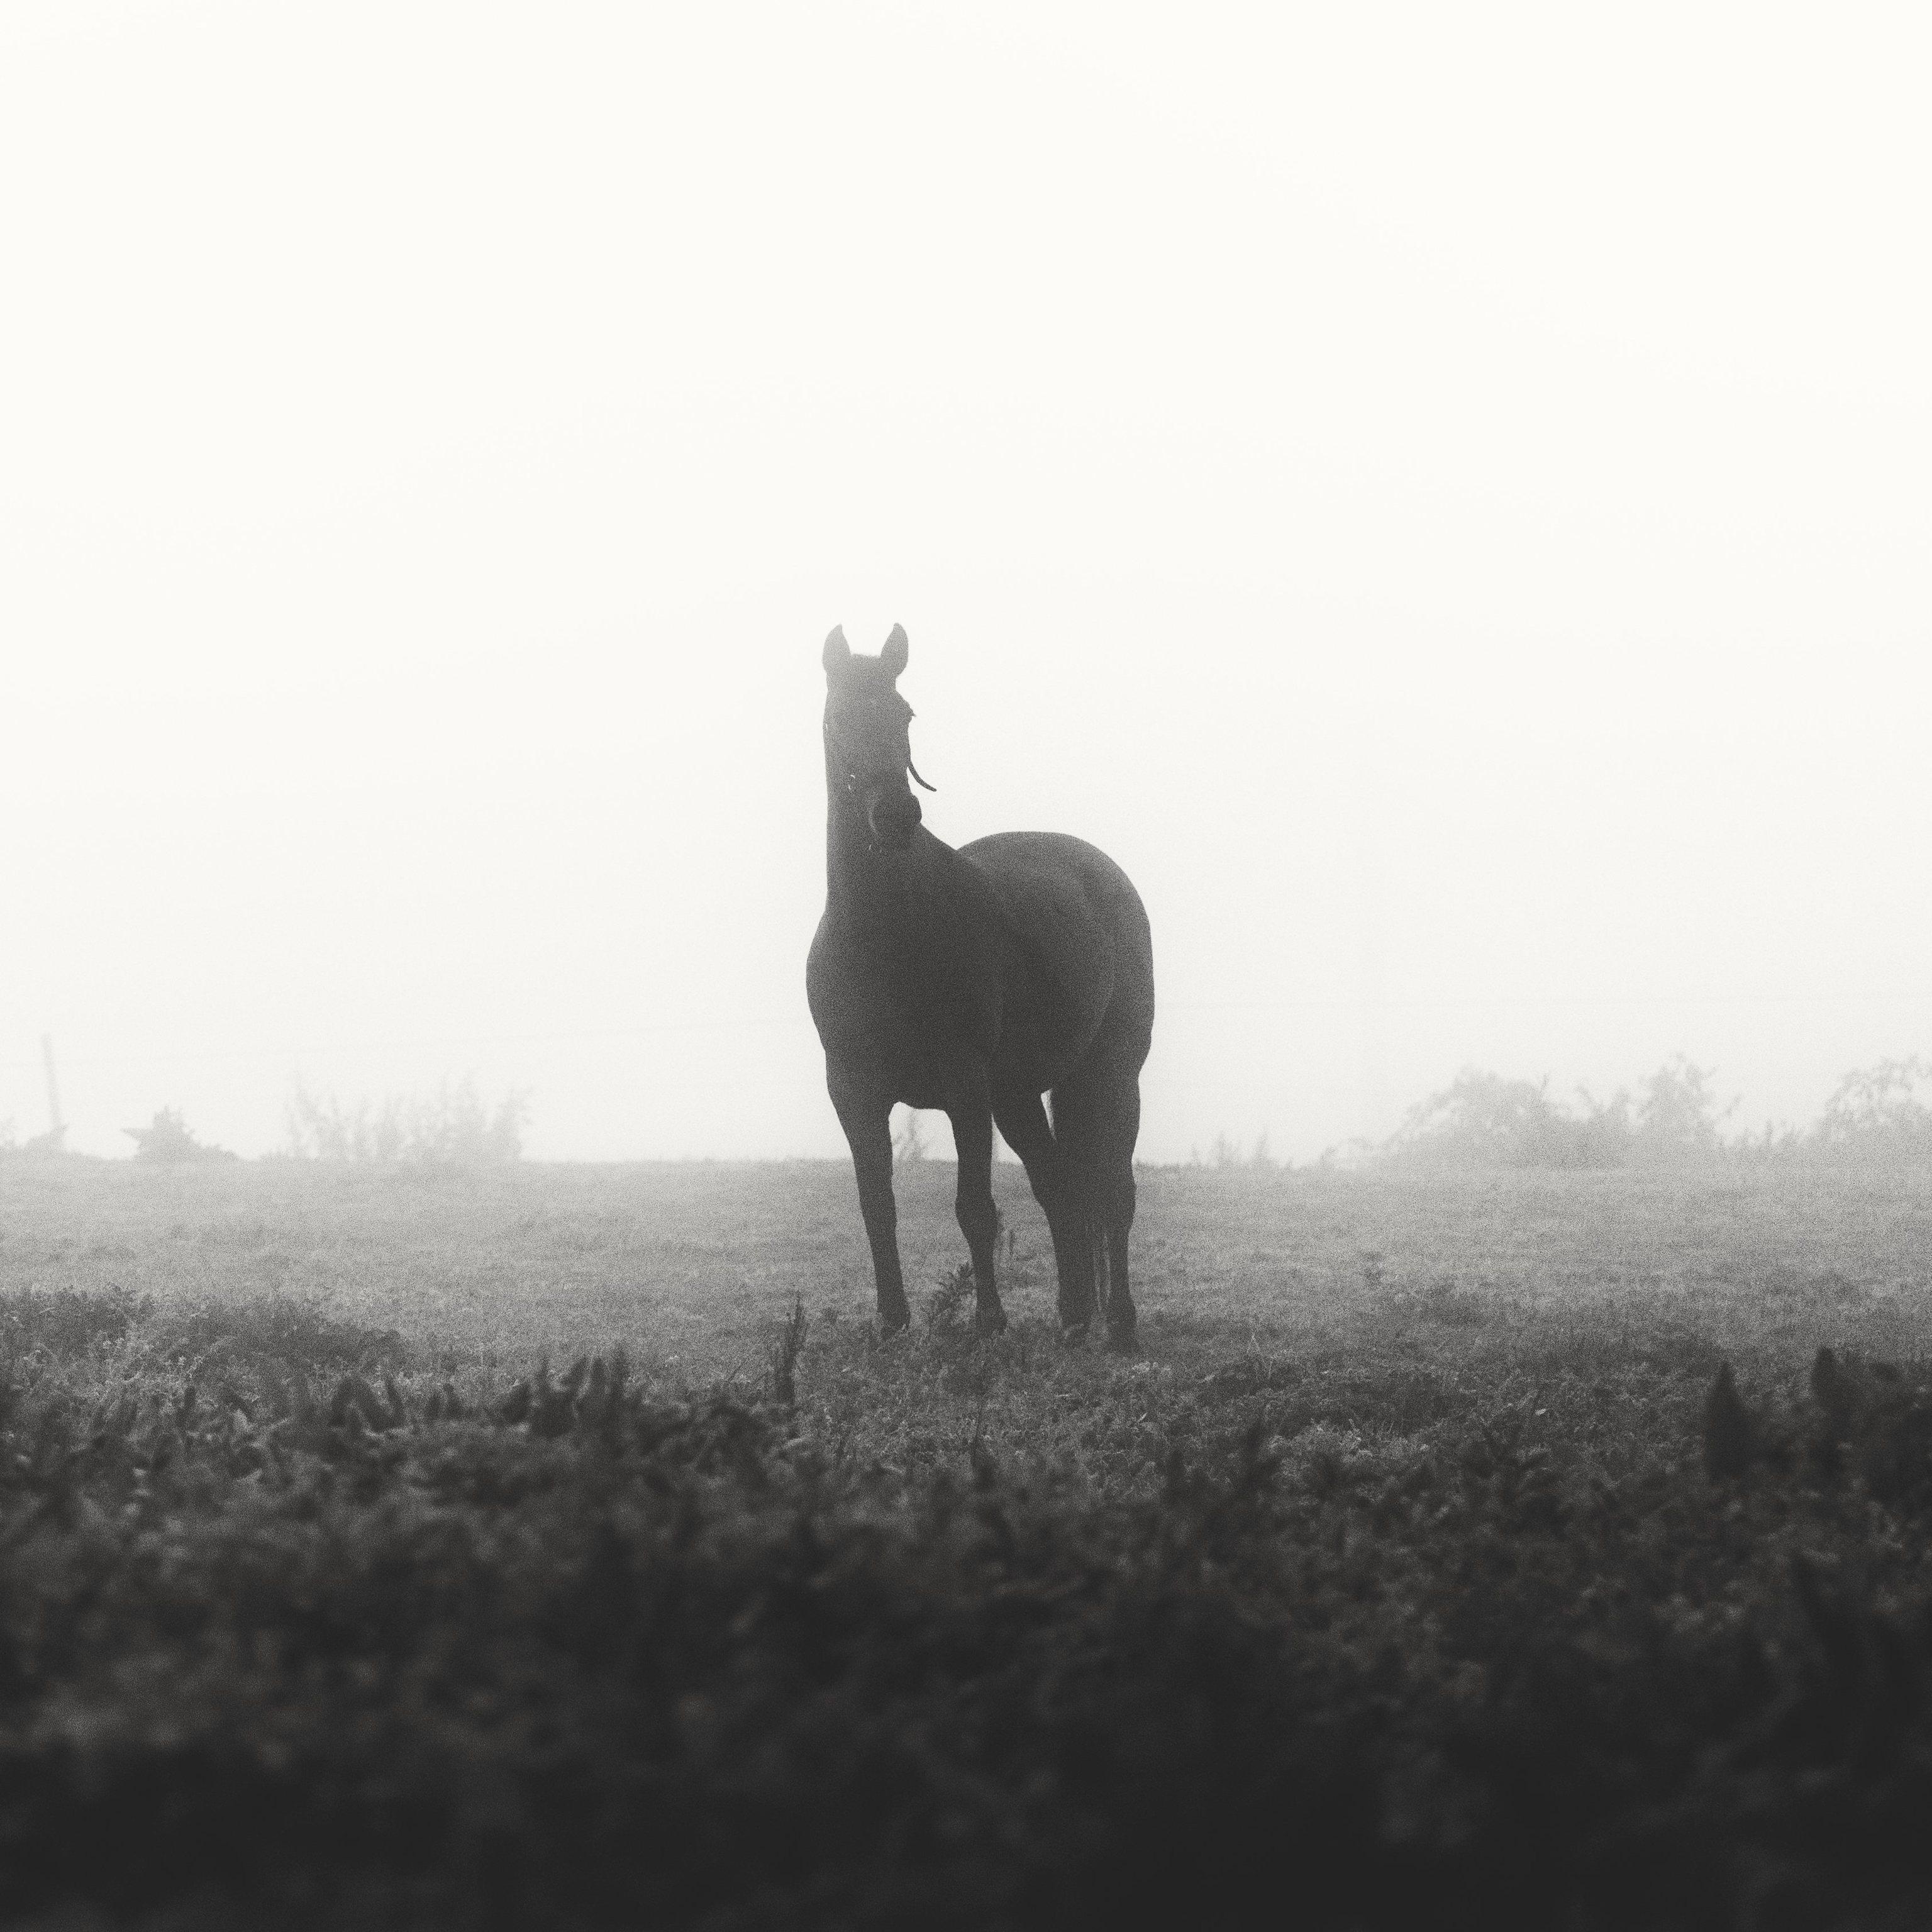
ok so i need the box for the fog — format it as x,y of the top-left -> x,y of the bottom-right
3,4 -> 1928,1165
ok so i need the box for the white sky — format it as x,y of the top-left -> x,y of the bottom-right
2,2 -> 1928,1162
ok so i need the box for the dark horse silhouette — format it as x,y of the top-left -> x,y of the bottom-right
808,625 -> 1155,1346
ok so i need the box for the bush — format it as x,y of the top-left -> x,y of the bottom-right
1631,1055 -> 1736,1162
123,1107 -> 236,1163
1814,1057 -> 1932,1164
1383,1069 -> 1633,1170
1381,1057 -> 1746,1172
891,1104 -> 928,1166
285,1077 -> 528,1163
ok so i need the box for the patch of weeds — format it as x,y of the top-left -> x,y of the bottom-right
1609,1315 -> 1728,1379
0,1282 -> 151,1357
1276,1419 -> 1384,1496
143,1292 -> 407,1385
1201,1352 -> 1304,1398
1396,1274 -> 1491,1328
1299,1364 -> 1468,1436
924,1260 -> 975,1333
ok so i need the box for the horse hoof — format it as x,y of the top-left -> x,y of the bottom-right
879,1303 -> 911,1337
1106,1324 -> 1138,1355
1059,1321 -> 1091,1347
974,1306 -> 1008,1338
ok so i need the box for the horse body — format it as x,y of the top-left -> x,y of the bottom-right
808,625 -> 1153,1345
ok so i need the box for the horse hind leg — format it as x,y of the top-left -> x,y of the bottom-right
992,1088 -> 1097,1336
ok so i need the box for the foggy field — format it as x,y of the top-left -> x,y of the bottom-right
5,1156 -> 1932,1927
10,1155 -> 1932,1380
15,1159 -> 1932,1491
9,2 -> 1931,1921
9,1153 -> 1932,1500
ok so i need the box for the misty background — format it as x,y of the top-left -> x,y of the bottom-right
3,3 -> 1927,1165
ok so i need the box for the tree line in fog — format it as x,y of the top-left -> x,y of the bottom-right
1196,1055 -> 1932,1172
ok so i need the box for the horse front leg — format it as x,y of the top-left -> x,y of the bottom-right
945,1076 -> 1005,1336
830,1078 -> 909,1335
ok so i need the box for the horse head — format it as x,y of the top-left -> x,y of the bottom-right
821,623 -> 936,852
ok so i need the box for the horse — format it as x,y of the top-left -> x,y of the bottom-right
806,624 -> 1155,1348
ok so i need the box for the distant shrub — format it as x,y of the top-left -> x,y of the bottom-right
1629,1054 -> 1736,1162
124,1107 -> 236,1163
1380,1056 -> 1745,1172
1814,1056 -> 1932,1164
1208,1132 -> 1279,1170
284,1077 -> 528,1163
1221,1052 -> 1932,1174
1383,1069 -> 1633,1170
892,1104 -> 928,1165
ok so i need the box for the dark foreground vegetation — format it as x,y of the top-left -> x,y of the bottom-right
2,1258 -> 1931,1931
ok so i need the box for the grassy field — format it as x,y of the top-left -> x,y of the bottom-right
11,1152 -> 1930,1370
1,1155 -> 1931,1926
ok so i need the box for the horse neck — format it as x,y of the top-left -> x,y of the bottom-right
823,733 -> 933,933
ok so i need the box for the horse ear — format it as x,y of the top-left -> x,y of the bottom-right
822,626 -> 851,675
880,624 -> 908,679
